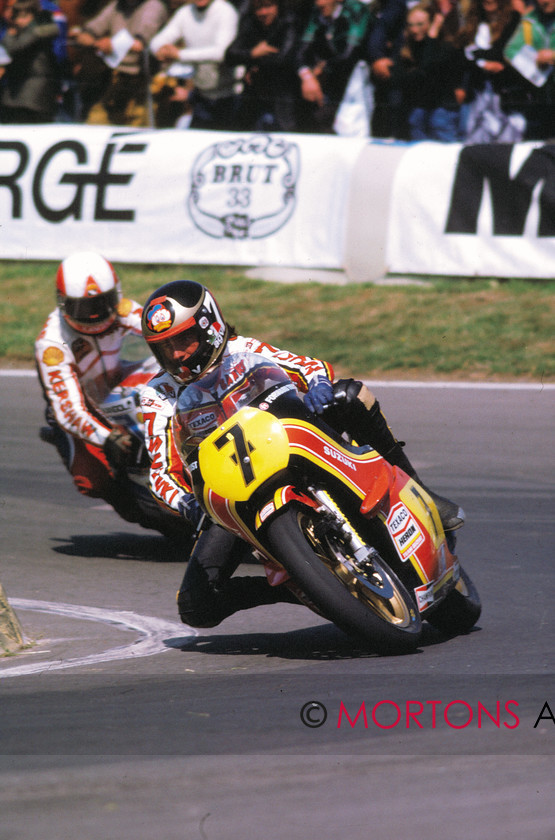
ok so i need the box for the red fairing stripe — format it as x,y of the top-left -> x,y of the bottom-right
206,490 -> 248,539
283,422 -> 383,498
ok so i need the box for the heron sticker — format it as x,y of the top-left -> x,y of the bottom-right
188,135 -> 299,239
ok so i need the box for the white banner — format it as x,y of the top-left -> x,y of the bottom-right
0,125 -> 367,267
2,128 -> 554,279
386,141 -> 555,278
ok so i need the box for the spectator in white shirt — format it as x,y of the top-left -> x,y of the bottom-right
149,0 -> 239,129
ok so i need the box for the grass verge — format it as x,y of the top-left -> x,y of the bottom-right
2,260 -> 554,381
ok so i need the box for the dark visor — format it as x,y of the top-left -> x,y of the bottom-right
64,289 -> 118,325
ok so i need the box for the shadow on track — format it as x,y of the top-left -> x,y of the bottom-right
50,532 -> 188,562
164,621 -> 461,661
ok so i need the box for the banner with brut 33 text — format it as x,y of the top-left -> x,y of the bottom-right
0,126 -> 367,267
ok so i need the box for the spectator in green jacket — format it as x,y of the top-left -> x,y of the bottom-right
504,0 -> 555,139
295,0 -> 371,133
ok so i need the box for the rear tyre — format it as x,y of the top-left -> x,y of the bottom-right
425,566 -> 481,635
265,507 -> 422,654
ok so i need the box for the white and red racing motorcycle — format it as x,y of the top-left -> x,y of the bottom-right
41,337 -> 192,544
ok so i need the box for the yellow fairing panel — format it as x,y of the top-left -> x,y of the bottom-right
198,407 -> 290,502
399,479 -> 444,549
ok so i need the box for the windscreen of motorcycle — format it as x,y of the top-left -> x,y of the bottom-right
172,352 -> 294,463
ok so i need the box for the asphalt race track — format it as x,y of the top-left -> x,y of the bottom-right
1,371 -> 553,840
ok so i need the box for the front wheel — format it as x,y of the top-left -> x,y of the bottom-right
265,507 -> 422,654
425,566 -> 481,635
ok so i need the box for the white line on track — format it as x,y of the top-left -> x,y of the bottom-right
364,380 -> 555,391
0,599 -> 194,678
1,368 -> 553,390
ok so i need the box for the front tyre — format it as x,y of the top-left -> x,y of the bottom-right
425,566 -> 481,635
265,507 -> 422,654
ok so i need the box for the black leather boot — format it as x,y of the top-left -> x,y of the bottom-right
330,383 -> 465,532
382,440 -> 465,532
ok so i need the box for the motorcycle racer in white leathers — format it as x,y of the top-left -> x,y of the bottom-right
140,280 -> 464,629
35,251 -> 147,523
140,324 -> 334,518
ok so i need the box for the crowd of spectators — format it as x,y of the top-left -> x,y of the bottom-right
0,0 -> 554,140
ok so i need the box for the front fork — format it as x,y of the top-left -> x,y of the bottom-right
308,485 -> 380,570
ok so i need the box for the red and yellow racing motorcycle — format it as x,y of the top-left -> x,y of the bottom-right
173,352 -> 481,654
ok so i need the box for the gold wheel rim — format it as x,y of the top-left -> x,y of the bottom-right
298,512 -> 415,629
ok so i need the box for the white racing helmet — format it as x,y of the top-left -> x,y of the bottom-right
56,251 -> 121,335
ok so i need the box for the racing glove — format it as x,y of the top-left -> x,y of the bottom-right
103,427 -> 135,469
304,376 -> 334,415
177,492 -> 204,529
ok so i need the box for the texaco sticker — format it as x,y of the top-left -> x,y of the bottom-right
386,501 -> 425,562
188,134 -> 299,239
